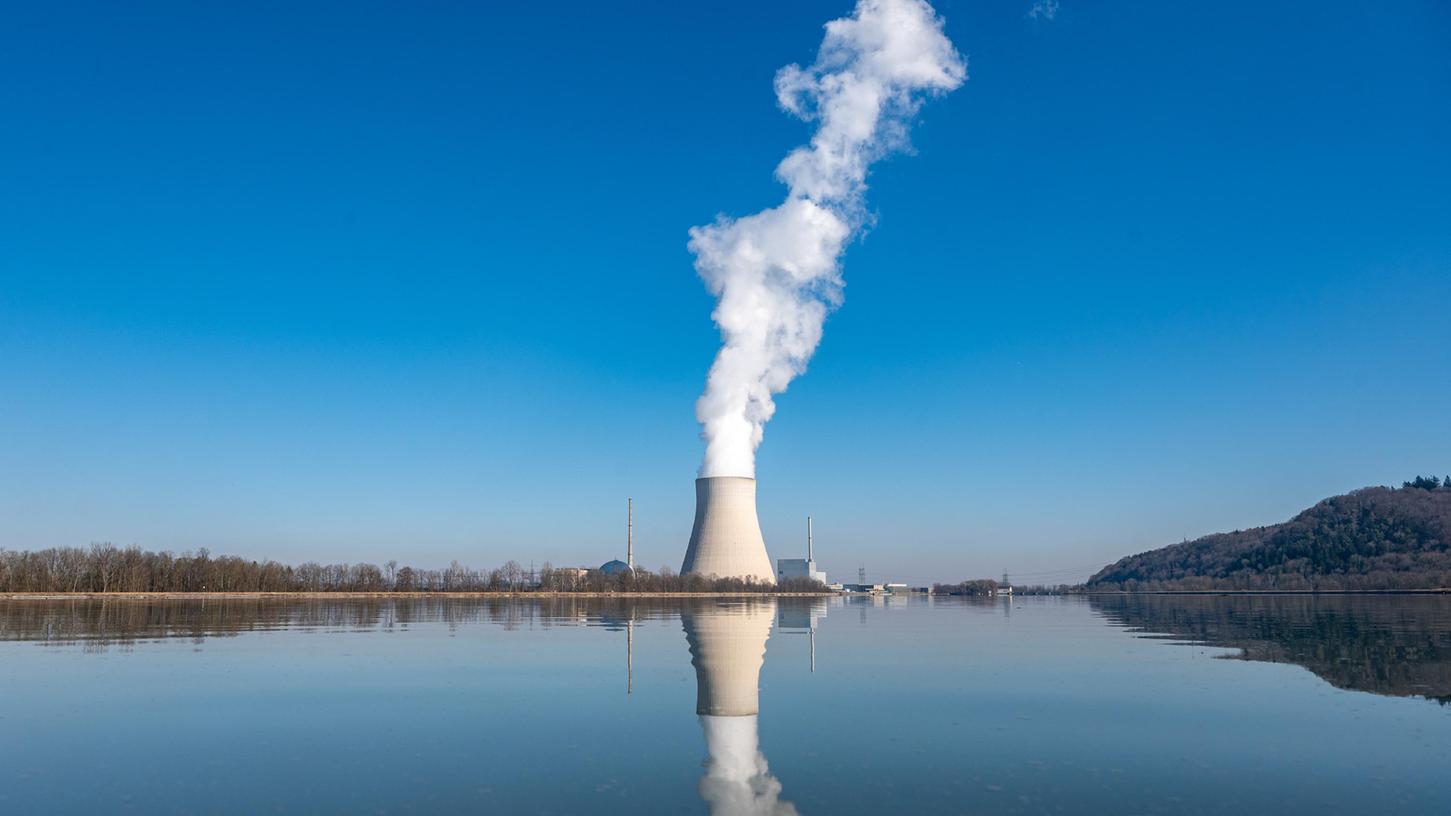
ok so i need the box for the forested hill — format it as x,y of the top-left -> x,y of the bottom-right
1088,480 -> 1451,591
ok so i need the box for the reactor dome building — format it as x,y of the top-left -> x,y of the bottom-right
680,476 -> 775,583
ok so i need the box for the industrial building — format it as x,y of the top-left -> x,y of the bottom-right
776,516 -> 827,585
776,558 -> 826,583
599,559 -> 631,576
834,581 -> 929,595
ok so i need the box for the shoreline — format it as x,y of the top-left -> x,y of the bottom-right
1078,588 -> 1450,596
0,591 -> 834,601
4,589 -> 1446,601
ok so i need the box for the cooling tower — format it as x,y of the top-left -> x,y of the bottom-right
681,477 -> 775,583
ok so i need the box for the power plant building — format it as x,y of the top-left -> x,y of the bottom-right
599,559 -> 631,576
776,558 -> 826,584
775,515 -> 826,584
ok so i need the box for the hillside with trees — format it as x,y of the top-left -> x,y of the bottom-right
1088,477 -> 1451,591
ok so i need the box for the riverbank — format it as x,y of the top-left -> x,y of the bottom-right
0,591 -> 834,601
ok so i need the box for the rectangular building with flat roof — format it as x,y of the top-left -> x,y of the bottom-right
776,558 -> 827,585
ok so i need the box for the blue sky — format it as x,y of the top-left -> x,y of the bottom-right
2,0 -> 1448,584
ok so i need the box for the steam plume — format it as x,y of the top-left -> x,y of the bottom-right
690,0 -> 965,477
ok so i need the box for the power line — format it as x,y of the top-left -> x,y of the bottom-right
1001,563 -> 1107,577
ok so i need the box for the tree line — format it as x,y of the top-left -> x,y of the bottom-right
932,579 -> 1002,596
0,544 -> 828,594
1405,475 -> 1451,491
931,579 -> 1066,596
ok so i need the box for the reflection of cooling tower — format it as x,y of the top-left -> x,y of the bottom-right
685,600 -> 776,715
684,601 -> 798,816
682,477 -> 775,583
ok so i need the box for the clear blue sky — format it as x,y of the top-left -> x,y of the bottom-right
2,1 -> 1448,584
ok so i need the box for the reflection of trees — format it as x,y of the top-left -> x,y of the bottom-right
1090,594 -> 1451,703
0,597 -> 701,651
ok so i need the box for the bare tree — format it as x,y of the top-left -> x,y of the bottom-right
501,560 -> 523,591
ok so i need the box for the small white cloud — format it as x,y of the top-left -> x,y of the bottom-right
1029,0 -> 1060,21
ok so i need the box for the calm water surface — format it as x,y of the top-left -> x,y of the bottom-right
2,595 -> 1449,814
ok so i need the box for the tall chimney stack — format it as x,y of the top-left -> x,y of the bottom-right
807,516 -> 813,562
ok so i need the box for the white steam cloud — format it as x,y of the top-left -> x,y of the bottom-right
690,0 -> 965,478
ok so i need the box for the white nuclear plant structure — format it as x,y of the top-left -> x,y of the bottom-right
681,477 -> 776,583
683,600 -> 797,816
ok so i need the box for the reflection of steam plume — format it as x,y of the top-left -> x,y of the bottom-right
691,0 -> 965,478
684,601 -> 798,816
699,717 -> 796,816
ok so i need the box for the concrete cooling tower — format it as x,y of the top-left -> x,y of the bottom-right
683,601 -> 797,816
681,477 -> 775,583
